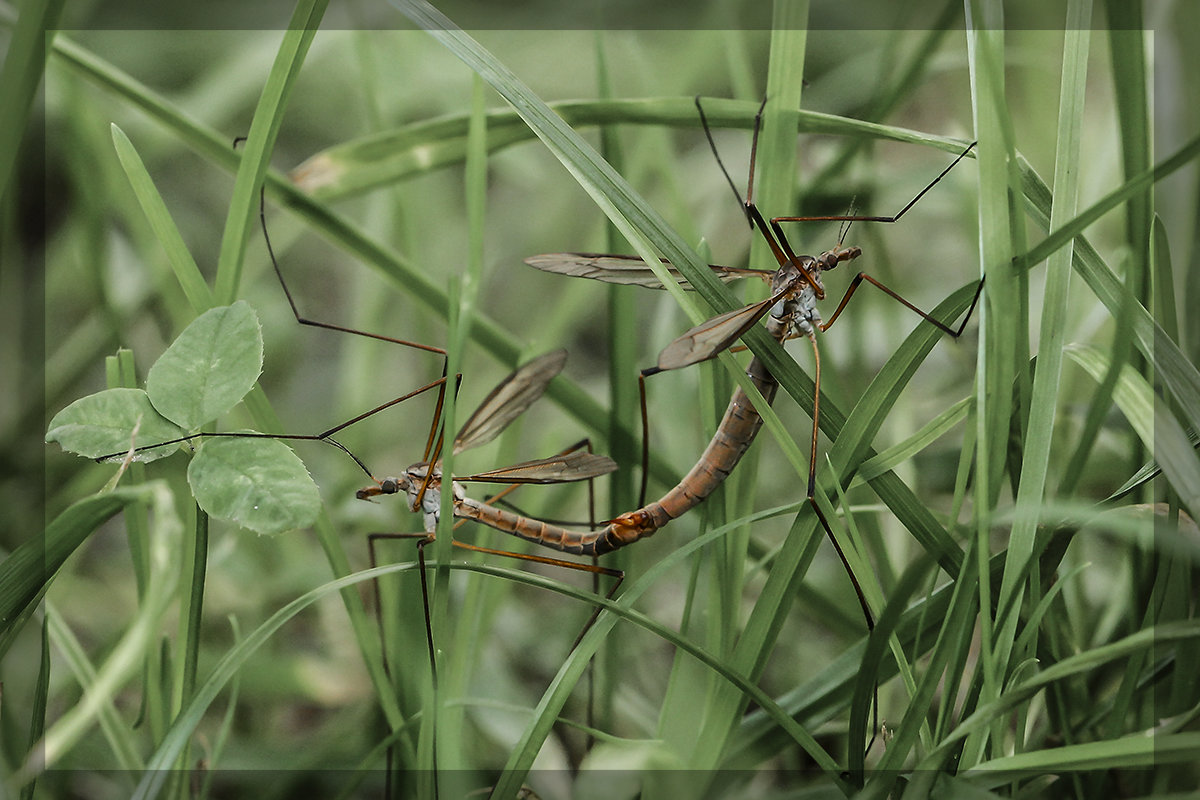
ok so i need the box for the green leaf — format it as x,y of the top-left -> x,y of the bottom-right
145,302 -> 264,430
187,438 -> 320,535
45,387 -> 185,462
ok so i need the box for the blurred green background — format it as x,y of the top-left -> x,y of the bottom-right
8,2 -> 1200,797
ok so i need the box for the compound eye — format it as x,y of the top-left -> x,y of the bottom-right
380,477 -> 399,494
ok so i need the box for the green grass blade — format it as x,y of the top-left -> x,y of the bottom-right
25,483 -> 182,778
214,0 -> 328,305
999,9 -> 1091,764
1015,131 -> 1200,275
684,8 -> 810,772
43,604 -> 144,772
919,620 -> 1200,772
109,125 -> 215,312
1017,156 -> 1200,451
294,97 -> 974,201
0,0 -> 65,196
966,732 -> 1200,783
465,520 -> 841,797
964,7 -> 1022,765
129,561 -> 419,800
18,617 -> 51,800
0,491 -> 142,647
1151,216 -> 1180,344
851,396 -> 971,485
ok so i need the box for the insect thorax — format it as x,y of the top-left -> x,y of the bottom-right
771,273 -> 823,338
402,463 -> 465,528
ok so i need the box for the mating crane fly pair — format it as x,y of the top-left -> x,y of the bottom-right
85,99 -> 981,604
75,97 -> 981,771
361,117 -> 982,564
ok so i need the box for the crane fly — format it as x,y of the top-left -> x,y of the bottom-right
358,349 -> 624,782
358,349 -> 619,533
522,97 -> 984,754
358,348 -> 623,599
521,108 -> 980,559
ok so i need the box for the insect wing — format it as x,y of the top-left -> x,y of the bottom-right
453,350 -> 568,454
525,253 -> 769,291
656,292 -> 783,372
459,452 -> 618,484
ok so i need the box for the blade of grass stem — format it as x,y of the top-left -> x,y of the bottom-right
1000,9 -> 1090,761
214,0 -> 328,305
0,0 -> 65,196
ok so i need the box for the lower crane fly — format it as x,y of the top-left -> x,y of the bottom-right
358,348 -> 618,545
357,349 -> 623,686
359,349 -> 622,798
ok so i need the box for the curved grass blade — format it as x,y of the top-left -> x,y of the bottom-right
214,0 -> 329,305
0,490 -> 146,651
1066,344 -> 1200,522
295,96 -> 972,201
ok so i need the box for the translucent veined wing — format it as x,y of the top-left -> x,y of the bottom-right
453,350 -> 567,454
457,451 -> 618,484
656,288 -> 788,372
525,253 -> 771,291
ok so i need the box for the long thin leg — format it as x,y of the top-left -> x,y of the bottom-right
411,373 -> 464,515
462,436 -> 624,642
766,143 -> 978,305
374,431 -> 623,762
368,526 -> 622,670
370,521 -> 623,770
368,531 -> 440,681
447,534 -> 623,760
257,179 -> 454,519
95,376 -> 452,472
371,523 -> 624,795
767,143 -> 984,347
366,530 -> 439,800
771,141 -> 978,228
695,96 -> 826,293
695,94 -> 766,230
637,372 -> 651,508
819,272 -> 985,337
802,333 -> 880,754
258,185 -> 446,358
